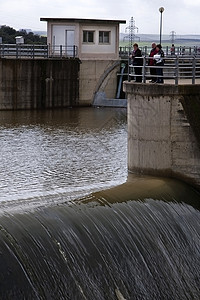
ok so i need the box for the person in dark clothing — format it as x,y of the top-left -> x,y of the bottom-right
170,44 -> 175,55
153,44 -> 165,83
130,43 -> 143,82
148,42 -> 158,82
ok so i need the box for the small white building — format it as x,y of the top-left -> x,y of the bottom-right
15,36 -> 24,44
40,18 -> 126,60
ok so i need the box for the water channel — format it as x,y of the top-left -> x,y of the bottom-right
0,107 -> 200,299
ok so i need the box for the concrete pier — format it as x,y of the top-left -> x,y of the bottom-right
123,82 -> 200,190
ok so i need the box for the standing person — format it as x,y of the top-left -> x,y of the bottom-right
153,44 -> 165,83
130,43 -> 143,82
170,44 -> 175,55
148,42 -> 158,82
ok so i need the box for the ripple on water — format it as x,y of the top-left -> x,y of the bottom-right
0,108 -> 127,211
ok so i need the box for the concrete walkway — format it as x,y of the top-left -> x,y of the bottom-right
93,79 -> 200,108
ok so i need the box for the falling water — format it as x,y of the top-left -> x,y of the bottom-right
0,108 -> 199,299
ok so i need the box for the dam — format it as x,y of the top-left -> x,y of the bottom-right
0,27 -> 200,298
0,108 -> 200,300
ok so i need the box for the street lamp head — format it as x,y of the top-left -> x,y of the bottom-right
159,7 -> 164,13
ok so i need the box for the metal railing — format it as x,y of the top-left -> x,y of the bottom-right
1,43 -> 200,62
125,55 -> 200,85
49,45 -> 78,58
0,44 -> 78,59
119,46 -> 200,58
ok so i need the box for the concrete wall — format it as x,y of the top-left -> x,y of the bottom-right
123,82 -> 200,190
0,58 -> 79,110
80,24 -> 117,59
79,60 -> 120,105
0,58 -> 120,109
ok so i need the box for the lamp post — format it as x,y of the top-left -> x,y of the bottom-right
159,7 -> 164,45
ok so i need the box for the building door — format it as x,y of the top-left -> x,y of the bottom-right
65,30 -> 75,56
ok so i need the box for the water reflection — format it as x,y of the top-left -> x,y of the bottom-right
0,108 -> 127,212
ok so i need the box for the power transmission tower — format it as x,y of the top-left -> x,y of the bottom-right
170,31 -> 176,44
123,17 -> 140,47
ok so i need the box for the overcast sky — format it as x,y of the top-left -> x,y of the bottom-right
0,0 -> 200,35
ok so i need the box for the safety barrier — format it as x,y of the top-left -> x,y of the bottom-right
0,44 -> 78,59
126,55 -> 200,84
119,46 -> 200,58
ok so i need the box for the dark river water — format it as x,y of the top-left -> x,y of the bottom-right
0,107 -> 200,299
0,108 -> 127,213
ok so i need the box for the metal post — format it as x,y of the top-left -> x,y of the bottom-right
60,45 -> 62,58
47,44 -> 49,58
128,58 -> 131,82
192,56 -> 196,85
32,44 -> 35,59
142,56 -> 146,83
166,46 -> 168,56
73,45 -> 76,58
159,7 -> 164,45
175,56 -> 179,85
160,12 -> 162,44
16,44 -> 19,59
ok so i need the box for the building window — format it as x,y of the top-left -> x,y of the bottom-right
99,31 -> 110,43
83,31 -> 94,43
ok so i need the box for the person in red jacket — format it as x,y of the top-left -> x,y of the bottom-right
148,42 -> 158,82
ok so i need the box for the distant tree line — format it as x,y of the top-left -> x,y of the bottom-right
0,25 -> 47,44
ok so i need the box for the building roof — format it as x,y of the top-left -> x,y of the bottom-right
40,18 -> 126,24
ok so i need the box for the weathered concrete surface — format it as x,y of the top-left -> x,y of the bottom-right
93,91 -> 127,107
79,60 -> 120,105
0,58 -> 79,110
123,82 -> 200,190
0,58 -> 121,109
